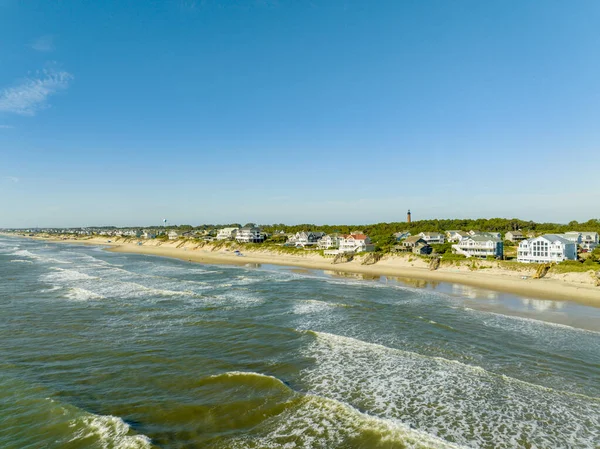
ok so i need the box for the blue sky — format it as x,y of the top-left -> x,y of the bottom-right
1,0 -> 599,227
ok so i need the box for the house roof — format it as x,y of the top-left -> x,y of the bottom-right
420,232 -> 442,237
507,231 -> 523,236
348,234 -> 368,240
537,234 -> 573,245
404,236 -> 425,244
464,235 -> 501,242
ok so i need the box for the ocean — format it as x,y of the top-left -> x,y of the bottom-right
0,235 -> 599,448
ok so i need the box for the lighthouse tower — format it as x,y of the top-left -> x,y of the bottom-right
407,209 -> 412,223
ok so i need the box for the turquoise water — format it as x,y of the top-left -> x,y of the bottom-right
1,236 -> 599,448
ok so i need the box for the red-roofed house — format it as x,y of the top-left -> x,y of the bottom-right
338,234 -> 375,253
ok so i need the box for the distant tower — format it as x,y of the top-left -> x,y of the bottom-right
407,209 -> 412,223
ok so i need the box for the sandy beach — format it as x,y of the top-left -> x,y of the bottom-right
11,234 -> 598,305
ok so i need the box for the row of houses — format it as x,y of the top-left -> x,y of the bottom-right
393,229 -> 598,262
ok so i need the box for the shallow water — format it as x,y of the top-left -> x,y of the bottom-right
1,236 -> 599,448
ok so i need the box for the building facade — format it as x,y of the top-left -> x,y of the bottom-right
418,232 -> 445,244
235,227 -> 265,243
505,231 -> 525,242
216,227 -> 239,240
452,236 -> 503,258
338,234 -> 374,253
517,235 -> 577,263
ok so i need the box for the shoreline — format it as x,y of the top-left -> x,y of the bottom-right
4,234 -> 600,305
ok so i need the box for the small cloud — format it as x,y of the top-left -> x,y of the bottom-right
5,176 -> 19,183
0,67 -> 73,116
31,35 -> 55,52
0,125 -> 14,129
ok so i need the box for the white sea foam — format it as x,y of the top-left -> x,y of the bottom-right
464,306 -> 600,336
9,259 -> 33,264
226,391 -> 464,449
300,331 -> 600,449
68,414 -> 152,449
65,287 -> 105,301
10,249 -> 72,264
42,267 -> 97,282
292,299 -> 348,315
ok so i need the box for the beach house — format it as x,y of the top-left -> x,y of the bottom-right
235,227 -> 265,243
413,242 -> 433,255
216,227 -> 239,241
446,230 -> 469,242
288,231 -> 326,247
505,231 -> 525,242
517,235 -> 577,263
452,235 -> 503,258
317,234 -> 341,250
400,236 -> 428,251
580,232 -> 599,250
142,230 -> 156,239
393,231 -> 411,241
338,234 -> 374,253
168,230 -> 180,240
418,232 -> 445,244
560,231 -> 599,251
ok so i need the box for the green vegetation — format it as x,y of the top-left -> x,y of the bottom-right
551,259 -> 600,274
261,218 -> 600,237
430,242 -> 452,254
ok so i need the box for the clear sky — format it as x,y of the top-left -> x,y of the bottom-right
1,0 -> 599,228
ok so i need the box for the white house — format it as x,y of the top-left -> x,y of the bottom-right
338,234 -> 375,253
560,231 -> 599,251
168,230 -> 180,240
288,231 -> 325,247
142,230 -> 156,239
235,227 -> 265,243
580,232 -> 599,250
446,230 -> 469,243
517,235 -> 577,263
452,235 -> 503,258
317,235 -> 341,250
216,227 -> 239,241
418,232 -> 445,244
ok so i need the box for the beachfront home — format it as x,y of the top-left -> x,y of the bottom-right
505,231 -> 525,242
317,234 -> 341,250
517,235 -> 577,263
338,234 -> 374,253
216,227 -> 239,241
413,242 -> 433,255
400,236 -> 428,251
235,227 -> 265,243
452,235 -> 503,259
469,231 -> 502,240
142,230 -> 156,239
580,232 -> 599,250
288,231 -> 326,247
418,232 -> 445,244
560,231 -> 599,251
446,230 -> 469,242
168,230 -> 180,240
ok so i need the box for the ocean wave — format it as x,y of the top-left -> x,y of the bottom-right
463,307 -> 600,336
10,249 -> 72,264
200,371 -> 463,449
9,259 -> 33,264
0,374 -> 152,449
68,414 -> 152,449
292,299 -> 350,315
65,287 -> 105,301
299,330 -> 600,448
42,267 -> 98,282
